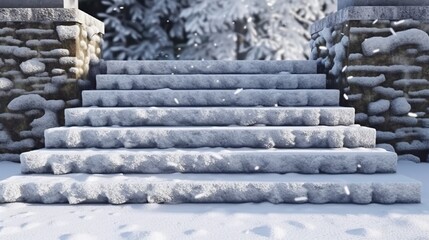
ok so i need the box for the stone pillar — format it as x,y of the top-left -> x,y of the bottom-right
0,0 -> 104,162
310,0 -> 429,162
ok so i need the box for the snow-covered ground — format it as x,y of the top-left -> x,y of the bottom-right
0,161 -> 428,240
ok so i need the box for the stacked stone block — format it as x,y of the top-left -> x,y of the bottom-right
0,8 -> 104,161
310,5 -> 429,162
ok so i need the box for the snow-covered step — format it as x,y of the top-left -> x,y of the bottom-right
44,126 -> 376,149
82,90 -> 340,107
96,74 -> 326,90
21,148 -> 397,175
0,172 -> 420,204
65,107 -> 355,127
104,60 -> 318,75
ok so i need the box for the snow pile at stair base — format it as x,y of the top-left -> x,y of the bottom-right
0,60 -> 422,204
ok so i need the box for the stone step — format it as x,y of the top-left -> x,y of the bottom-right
0,172 -> 420,204
44,126 -> 376,149
65,107 -> 355,127
21,148 -> 397,175
82,90 -> 340,107
104,60 -> 318,75
96,74 -> 326,90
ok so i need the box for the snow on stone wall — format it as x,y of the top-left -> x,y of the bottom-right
0,20 -> 103,162
311,19 -> 429,162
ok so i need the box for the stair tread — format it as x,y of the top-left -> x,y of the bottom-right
96,74 -> 326,90
44,126 -> 376,149
65,107 -> 355,127
105,60 -> 318,74
0,171 -> 420,204
21,148 -> 397,175
82,89 -> 340,107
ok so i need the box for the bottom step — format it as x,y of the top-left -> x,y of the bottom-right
0,171 -> 420,204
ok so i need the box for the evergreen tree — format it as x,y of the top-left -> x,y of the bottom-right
99,0 -> 335,60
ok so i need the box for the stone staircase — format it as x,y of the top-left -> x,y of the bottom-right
0,60 -> 421,204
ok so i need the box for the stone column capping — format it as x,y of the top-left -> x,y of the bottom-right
311,6 -> 429,34
338,0 -> 429,10
0,8 -> 104,33
0,0 -> 77,8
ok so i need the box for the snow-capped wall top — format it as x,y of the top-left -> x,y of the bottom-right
0,8 -> 104,34
338,0 -> 429,10
0,0 -> 77,8
311,6 -> 429,34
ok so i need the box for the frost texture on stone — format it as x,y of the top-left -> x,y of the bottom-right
21,148 -> 397,175
44,126 -> 376,149
0,172 -> 421,204
82,90 -> 340,107
19,59 -> 45,75
65,107 -> 355,127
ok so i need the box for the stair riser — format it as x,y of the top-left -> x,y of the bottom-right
21,151 -> 397,174
44,127 -> 376,149
96,74 -> 326,90
65,108 -> 355,127
0,181 -> 420,204
105,60 -> 318,75
82,90 -> 340,107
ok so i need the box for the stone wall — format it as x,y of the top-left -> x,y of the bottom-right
311,6 -> 429,162
0,9 -> 104,162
